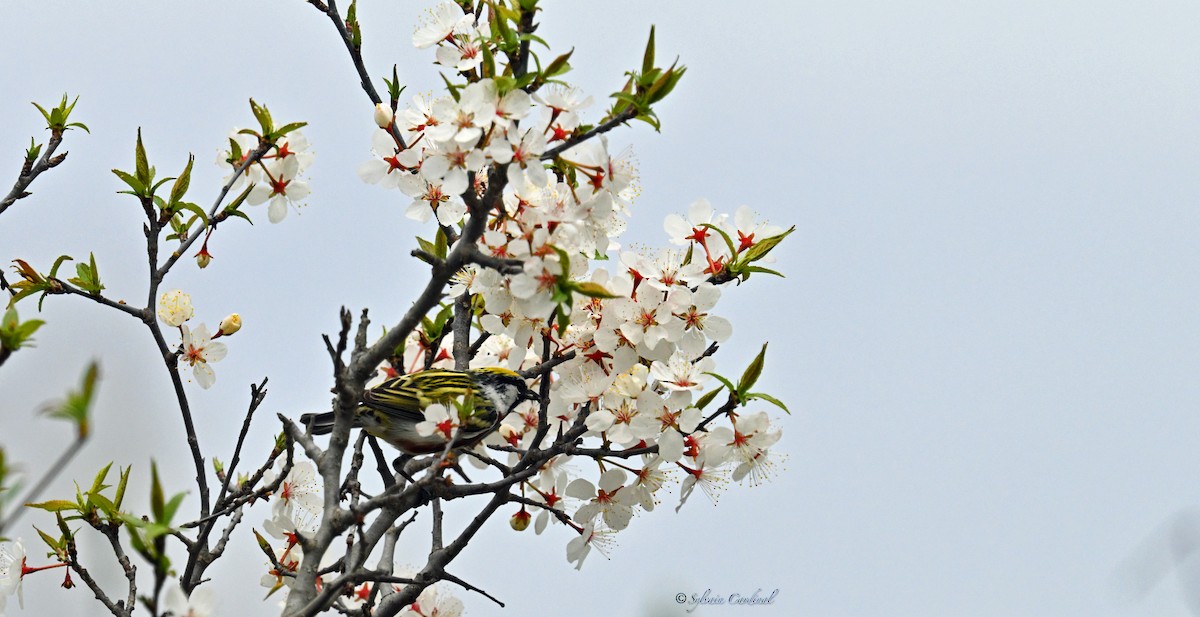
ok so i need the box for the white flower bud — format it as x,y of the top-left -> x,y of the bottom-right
217,313 -> 242,337
374,103 -> 394,129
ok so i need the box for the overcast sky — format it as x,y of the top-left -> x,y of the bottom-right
2,1 -> 1200,616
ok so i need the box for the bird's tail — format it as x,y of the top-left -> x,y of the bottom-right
299,411 -> 338,435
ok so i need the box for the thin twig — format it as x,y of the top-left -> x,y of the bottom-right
53,279 -> 148,320
183,378 -> 269,588
696,393 -> 739,432
306,0 -> 407,151
541,107 -> 638,160
1,130 -> 67,217
518,351 -> 575,380
155,142 -> 272,277
440,570 -> 505,608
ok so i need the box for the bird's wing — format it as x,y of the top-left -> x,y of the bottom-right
362,370 -> 475,421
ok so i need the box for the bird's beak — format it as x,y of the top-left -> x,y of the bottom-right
522,387 -> 541,402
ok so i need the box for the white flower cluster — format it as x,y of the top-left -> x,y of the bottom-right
156,289 -> 240,389
216,130 -> 314,224
347,0 -> 791,572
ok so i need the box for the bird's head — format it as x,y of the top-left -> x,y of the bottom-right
469,367 -> 539,414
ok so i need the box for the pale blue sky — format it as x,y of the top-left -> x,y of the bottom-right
2,1 -> 1199,616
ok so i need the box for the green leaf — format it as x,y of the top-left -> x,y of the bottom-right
150,460 -> 164,521
434,227 -> 448,260
134,128 -> 150,186
642,26 -> 656,75
346,0 -> 361,47
225,184 -> 255,212
633,111 -> 661,132
114,465 -> 130,510
89,462 -> 113,496
739,225 -> 795,264
48,255 -> 73,279
493,2 -> 518,51
170,155 -> 194,205
569,281 -> 620,299
34,526 -> 62,552
701,223 -> 738,259
695,384 -> 724,411
28,94 -> 89,134
32,101 -> 53,125
514,71 -> 538,90
274,122 -> 308,139
25,499 -> 78,513
431,303 -> 454,334
743,265 -> 785,278
227,137 -> 244,166
150,175 -> 172,195
384,65 -> 405,107
481,41 -> 497,78
249,98 -> 274,136
416,235 -> 437,258
161,492 -> 186,525
440,73 -> 462,102
0,307 -> 45,352
174,202 -> 209,226
543,48 -> 574,80
88,492 -> 116,518
68,253 -> 104,295
25,137 -> 42,163
745,392 -> 790,414
124,518 -> 150,556
112,168 -> 146,196
40,361 -> 99,439
703,371 -> 737,397
646,62 -> 684,104
737,343 -> 768,394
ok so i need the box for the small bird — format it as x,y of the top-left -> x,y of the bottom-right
300,367 -> 539,455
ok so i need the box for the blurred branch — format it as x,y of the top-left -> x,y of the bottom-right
0,435 -> 86,534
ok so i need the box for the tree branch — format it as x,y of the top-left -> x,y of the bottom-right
541,107 -> 638,160
0,130 -> 67,218
0,436 -> 85,533
307,0 -> 408,150
155,141 -> 272,278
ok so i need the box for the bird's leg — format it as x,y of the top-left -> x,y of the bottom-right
445,452 -> 474,483
391,454 -> 417,484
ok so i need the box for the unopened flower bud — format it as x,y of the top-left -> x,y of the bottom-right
510,509 -> 531,532
195,247 -> 213,269
216,313 -> 242,337
374,103 -> 394,129
499,424 -> 521,448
